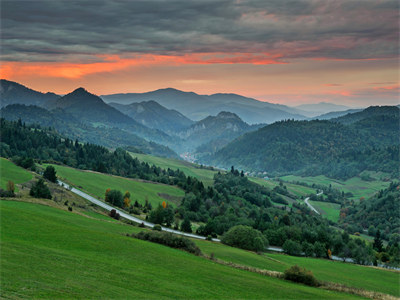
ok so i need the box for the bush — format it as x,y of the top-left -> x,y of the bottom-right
133,230 -> 202,255
0,188 -> 15,198
221,225 -> 268,252
30,178 -> 52,199
153,224 -> 162,231
282,239 -> 302,256
284,265 -> 319,287
109,209 -> 120,220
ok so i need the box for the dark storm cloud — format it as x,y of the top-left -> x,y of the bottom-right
1,0 -> 398,62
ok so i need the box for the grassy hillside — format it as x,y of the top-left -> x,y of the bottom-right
309,201 -> 340,222
195,240 -> 400,297
281,174 -> 390,201
129,152 -> 218,186
47,164 -> 185,207
0,157 -> 32,191
0,200 -> 362,299
250,177 -> 317,198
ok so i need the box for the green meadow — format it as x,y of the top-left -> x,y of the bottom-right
46,164 -> 185,207
129,152 -> 218,186
280,174 -> 390,200
309,201 -> 341,222
0,157 -> 33,191
250,177 -> 317,198
195,240 -> 400,297
0,200 -> 363,299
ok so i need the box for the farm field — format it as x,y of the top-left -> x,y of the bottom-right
309,201 -> 341,222
0,157 -> 32,192
46,164 -> 185,208
0,200 -> 362,299
280,174 -> 390,200
195,240 -> 400,297
129,152 -> 218,186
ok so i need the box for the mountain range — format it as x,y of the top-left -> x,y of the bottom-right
101,88 -> 307,124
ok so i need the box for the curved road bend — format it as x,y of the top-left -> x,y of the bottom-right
58,180 -> 220,242
304,192 -> 323,215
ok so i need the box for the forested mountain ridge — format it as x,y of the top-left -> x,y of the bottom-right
109,100 -> 194,133
206,107 -> 399,179
0,104 -> 179,158
331,106 -> 399,125
178,111 -> 263,155
0,79 -> 59,108
340,182 -> 400,242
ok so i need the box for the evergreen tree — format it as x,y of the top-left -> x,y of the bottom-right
30,179 -> 52,199
43,166 -> 57,183
181,217 -> 192,233
373,230 -> 383,252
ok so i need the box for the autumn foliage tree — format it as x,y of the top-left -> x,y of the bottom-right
123,191 -> 131,208
6,180 -> 15,193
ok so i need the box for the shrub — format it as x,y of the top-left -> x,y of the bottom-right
109,209 -> 120,220
139,222 -> 145,228
221,225 -> 268,252
284,265 -> 319,287
0,188 -> 15,197
282,239 -> 302,256
29,179 -> 52,199
153,224 -> 162,231
133,230 -> 202,255
68,206 -> 72,211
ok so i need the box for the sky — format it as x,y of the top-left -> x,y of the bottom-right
1,0 -> 399,106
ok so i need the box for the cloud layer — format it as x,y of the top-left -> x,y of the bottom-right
2,0 -> 399,63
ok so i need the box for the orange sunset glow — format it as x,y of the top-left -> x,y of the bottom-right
1,0 -> 399,106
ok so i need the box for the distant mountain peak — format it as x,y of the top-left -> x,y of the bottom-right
70,87 -> 90,95
216,111 -> 241,120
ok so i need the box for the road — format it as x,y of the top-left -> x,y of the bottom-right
304,191 -> 323,215
57,180 -> 220,242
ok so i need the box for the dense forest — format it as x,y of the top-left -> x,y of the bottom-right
207,106 -> 399,179
1,104 -> 178,158
340,182 -> 400,243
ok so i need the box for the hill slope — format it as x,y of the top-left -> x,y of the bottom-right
1,201 -> 360,299
178,111 -> 262,154
206,107 -> 399,179
0,105 -> 178,158
0,79 -> 59,108
110,100 -> 194,133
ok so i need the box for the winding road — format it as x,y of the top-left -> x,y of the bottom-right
304,191 -> 323,215
57,180 -> 220,242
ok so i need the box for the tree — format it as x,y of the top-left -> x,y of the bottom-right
30,179 -> 52,199
43,165 -> 57,183
6,180 -> 15,193
373,230 -> 383,252
105,190 -> 123,208
221,225 -> 268,252
123,191 -> 131,208
181,217 -> 192,233
282,239 -> 302,256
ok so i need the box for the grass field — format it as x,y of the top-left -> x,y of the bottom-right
309,201 -> 341,222
195,240 -> 400,297
280,174 -> 390,200
129,152 -> 218,186
0,157 -> 32,192
46,164 -> 185,208
0,200 -> 363,299
250,177 -> 317,198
